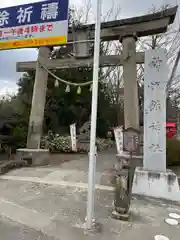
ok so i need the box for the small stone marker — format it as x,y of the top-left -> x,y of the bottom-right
114,126 -> 123,154
78,121 -> 91,141
77,121 -> 91,152
70,123 -> 77,152
123,127 -> 140,153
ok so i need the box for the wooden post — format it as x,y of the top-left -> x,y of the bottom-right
27,47 -> 50,149
122,36 -> 139,130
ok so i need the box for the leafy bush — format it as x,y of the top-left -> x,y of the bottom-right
41,135 -> 71,153
96,138 -> 113,151
41,134 -> 113,153
166,137 -> 180,166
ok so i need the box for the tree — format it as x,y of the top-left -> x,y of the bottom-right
137,4 -> 180,86
97,3 -> 180,128
139,4 -> 180,120
0,94 -> 27,151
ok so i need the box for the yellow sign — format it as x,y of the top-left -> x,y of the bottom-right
0,36 -> 67,50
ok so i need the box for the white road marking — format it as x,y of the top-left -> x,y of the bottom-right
0,197 -> 51,230
0,175 -> 114,191
168,213 -> 180,219
165,218 -> 178,226
154,235 -> 170,240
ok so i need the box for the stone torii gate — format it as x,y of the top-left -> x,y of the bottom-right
17,6 -> 177,151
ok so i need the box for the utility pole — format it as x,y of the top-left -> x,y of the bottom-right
86,0 -> 102,230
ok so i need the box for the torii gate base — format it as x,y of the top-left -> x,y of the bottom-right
16,148 -> 50,167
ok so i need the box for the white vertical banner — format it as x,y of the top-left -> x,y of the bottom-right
144,48 -> 168,172
114,126 -> 123,154
70,123 -> 77,152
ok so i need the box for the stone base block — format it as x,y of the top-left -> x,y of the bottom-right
16,149 -> 50,166
83,218 -> 102,233
112,210 -> 130,221
132,167 -> 180,202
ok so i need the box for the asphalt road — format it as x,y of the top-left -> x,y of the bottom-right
0,216 -> 56,240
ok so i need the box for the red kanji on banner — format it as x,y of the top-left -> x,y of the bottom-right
31,25 -> 38,33
0,30 -> 3,37
47,24 -> 53,32
39,25 -> 46,32
24,27 -> 30,34
17,28 -> 24,35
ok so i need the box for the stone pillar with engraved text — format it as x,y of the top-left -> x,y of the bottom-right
143,48 -> 168,172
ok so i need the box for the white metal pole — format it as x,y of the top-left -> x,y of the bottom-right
86,0 -> 102,230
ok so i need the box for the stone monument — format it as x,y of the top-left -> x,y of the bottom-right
114,126 -> 124,154
132,48 -> 180,201
70,123 -> 77,152
77,121 -> 91,152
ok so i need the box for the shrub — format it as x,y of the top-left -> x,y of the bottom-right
41,134 -> 114,153
96,138 -> 113,151
166,137 -> 180,166
41,135 -> 72,153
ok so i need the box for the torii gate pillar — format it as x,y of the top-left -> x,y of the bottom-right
121,35 -> 139,130
27,47 -> 50,149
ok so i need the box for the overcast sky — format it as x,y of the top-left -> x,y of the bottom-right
0,0 -> 179,95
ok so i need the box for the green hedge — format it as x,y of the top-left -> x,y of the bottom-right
167,137 -> 180,166
41,135 -> 114,153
